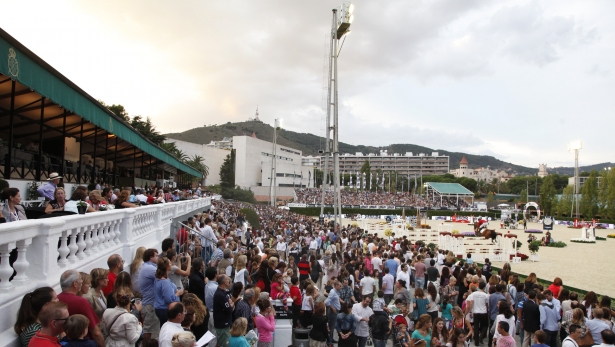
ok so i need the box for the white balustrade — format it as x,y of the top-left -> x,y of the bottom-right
0,197 -> 211,344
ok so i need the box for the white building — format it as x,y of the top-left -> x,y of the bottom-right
163,138 -> 229,186
169,135 -> 312,201
321,151 -> 450,175
205,137 -> 233,149
450,156 -> 515,182
302,155 -> 321,168
538,164 -> 549,178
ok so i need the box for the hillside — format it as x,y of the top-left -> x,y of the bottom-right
166,120 -> 537,174
548,162 -> 614,176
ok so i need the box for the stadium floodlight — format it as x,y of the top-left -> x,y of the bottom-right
567,141 -> 582,151
337,2 -> 354,39
567,141 -> 582,218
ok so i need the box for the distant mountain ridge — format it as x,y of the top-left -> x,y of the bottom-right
165,120 -> 564,175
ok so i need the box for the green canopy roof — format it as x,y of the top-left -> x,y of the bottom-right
426,182 -> 474,196
0,28 -> 202,178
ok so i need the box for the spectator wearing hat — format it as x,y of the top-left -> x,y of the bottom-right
38,172 -> 61,200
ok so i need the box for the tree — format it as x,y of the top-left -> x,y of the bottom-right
580,170 -> 599,218
602,168 -> 615,219
487,192 -> 494,202
186,155 -> 209,181
557,185 -> 574,218
456,177 -> 478,192
99,100 -> 130,121
539,175 -> 557,215
219,150 -> 236,188
520,189 -> 528,203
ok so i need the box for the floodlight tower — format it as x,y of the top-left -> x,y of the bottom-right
269,118 -> 282,207
567,141 -> 582,218
320,2 -> 354,232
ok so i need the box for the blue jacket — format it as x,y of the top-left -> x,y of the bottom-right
138,261 -> 157,305
539,301 -> 559,331
154,278 -> 179,310
336,312 -> 356,333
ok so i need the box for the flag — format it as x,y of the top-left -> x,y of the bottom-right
308,170 -> 311,188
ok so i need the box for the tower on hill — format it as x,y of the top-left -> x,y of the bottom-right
538,164 -> 548,178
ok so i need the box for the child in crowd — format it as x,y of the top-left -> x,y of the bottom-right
465,253 -> 474,265
441,294 -> 453,329
373,290 -> 387,313
290,276 -> 302,328
60,314 -> 97,347
397,322 -> 411,347
270,273 -> 290,310
531,330 -> 549,347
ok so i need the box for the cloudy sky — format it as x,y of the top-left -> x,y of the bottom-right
3,0 -> 614,168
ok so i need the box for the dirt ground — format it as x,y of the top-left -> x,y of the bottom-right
344,217 -> 615,297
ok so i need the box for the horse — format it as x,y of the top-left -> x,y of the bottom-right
474,222 -> 498,243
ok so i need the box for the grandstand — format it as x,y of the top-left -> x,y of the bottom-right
424,182 -> 474,207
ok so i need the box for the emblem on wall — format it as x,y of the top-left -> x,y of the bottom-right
8,47 -> 19,78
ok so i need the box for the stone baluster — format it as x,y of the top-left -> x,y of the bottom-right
0,242 -> 16,292
84,226 -> 93,256
109,221 -> 119,246
58,230 -> 70,266
98,224 -> 108,248
90,225 -> 100,252
67,228 -> 79,263
76,226 -> 87,260
11,238 -> 33,285
111,220 -> 121,245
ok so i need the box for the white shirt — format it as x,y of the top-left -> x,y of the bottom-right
202,225 -> 217,247
341,237 -> 348,250
360,276 -> 376,295
397,270 -> 411,290
159,321 -> 184,347
467,291 -> 489,314
309,240 -> 318,250
352,303 -> 373,337
367,243 -> 375,254
276,241 -> 287,252
371,257 -> 382,272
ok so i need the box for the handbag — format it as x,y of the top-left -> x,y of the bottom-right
576,329 -> 594,347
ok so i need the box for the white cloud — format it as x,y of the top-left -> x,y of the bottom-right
2,0 -> 614,168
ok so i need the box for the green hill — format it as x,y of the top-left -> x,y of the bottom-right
165,120 -> 536,174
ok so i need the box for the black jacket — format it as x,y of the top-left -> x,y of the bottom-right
369,311 -> 390,340
522,299 -> 541,333
309,315 -> 329,342
189,270 -> 206,304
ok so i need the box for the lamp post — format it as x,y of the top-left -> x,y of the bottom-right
320,2 -> 354,231
269,118 -> 282,207
567,141 -> 582,218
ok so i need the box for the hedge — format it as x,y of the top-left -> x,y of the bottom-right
240,208 -> 261,229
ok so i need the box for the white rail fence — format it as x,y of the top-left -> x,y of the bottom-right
0,197 -> 211,344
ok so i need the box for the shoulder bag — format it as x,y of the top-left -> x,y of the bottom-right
102,312 -> 128,339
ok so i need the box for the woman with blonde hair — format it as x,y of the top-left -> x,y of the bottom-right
229,317 -> 251,347
84,268 -> 109,319
412,314 -> 436,347
102,287 -> 142,346
44,187 -> 68,214
182,293 -> 209,340
78,272 -> 92,296
88,190 -> 106,211
171,331 -> 197,347
131,246 -> 146,292
524,273 -> 537,294
234,255 -> 249,287
114,189 -> 139,209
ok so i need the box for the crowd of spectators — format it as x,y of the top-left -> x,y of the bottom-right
294,189 -> 470,209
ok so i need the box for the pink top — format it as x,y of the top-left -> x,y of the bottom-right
271,282 -> 285,299
254,313 -> 276,342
